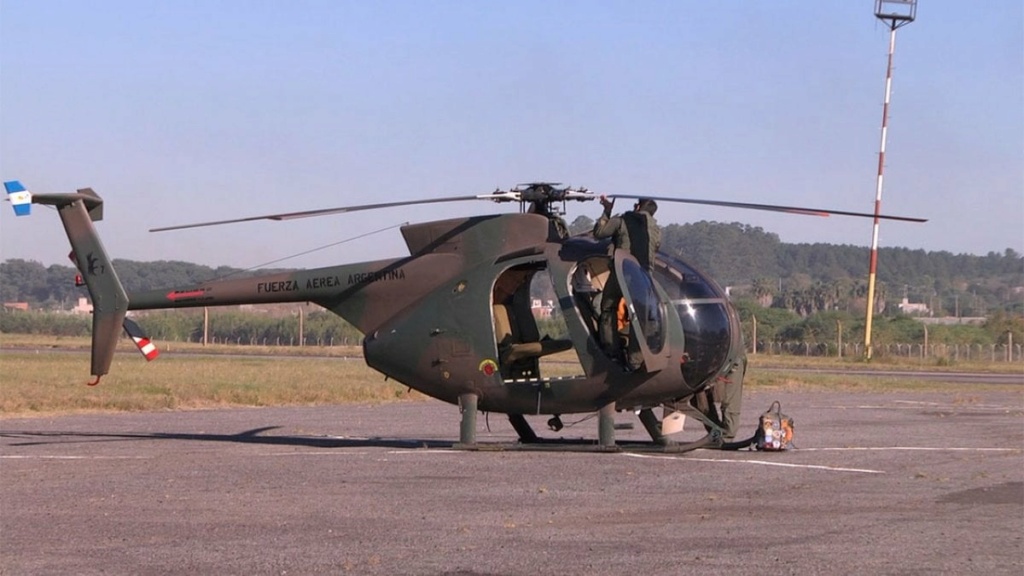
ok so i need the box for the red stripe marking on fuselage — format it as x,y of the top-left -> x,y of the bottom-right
167,289 -> 206,301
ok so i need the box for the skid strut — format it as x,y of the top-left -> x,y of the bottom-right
508,414 -> 539,443
598,403 -> 616,449
458,392 -> 478,446
637,408 -> 667,445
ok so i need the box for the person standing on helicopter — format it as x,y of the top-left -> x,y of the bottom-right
592,195 -> 660,366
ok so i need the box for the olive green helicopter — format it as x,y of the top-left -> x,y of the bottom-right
3,180 -> 925,451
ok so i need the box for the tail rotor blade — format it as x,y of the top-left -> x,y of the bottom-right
123,317 -> 160,362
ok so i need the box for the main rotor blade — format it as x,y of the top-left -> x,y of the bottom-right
608,194 -> 927,223
150,194 -> 492,232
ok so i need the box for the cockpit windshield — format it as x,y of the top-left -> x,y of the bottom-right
652,255 -> 736,388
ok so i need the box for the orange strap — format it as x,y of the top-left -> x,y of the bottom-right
616,298 -> 629,332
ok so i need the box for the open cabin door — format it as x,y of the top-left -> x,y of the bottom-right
491,262 -> 574,380
613,251 -> 670,373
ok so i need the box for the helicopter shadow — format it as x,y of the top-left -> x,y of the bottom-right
0,427 -> 733,454
0,426 -> 456,450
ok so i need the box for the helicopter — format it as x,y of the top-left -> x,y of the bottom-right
3,180 -> 925,451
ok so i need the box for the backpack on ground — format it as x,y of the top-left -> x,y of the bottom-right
755,401 -> 794,451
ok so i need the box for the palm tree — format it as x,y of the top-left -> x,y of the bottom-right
751,277 -> 774,307
874,281 -> 888,314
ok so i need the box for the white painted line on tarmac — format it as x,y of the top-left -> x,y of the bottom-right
805,404 -> 1024,413
798,446 -> 1018,452
889,400 -> 1022,410
388,449 -> 460,454
622,452 -> 886,474
0,455 -> 144,460
238,448 -> 461,457
261,451 -> 374,456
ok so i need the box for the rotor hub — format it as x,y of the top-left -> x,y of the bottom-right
486,182 -> 593,216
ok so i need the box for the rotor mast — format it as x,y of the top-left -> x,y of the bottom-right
501,182 -> 592,216
864,0 -> 916,360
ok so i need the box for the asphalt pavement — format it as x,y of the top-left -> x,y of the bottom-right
1,388 -> 1022,575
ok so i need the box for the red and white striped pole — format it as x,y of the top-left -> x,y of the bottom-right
864,1 -> 916,359
863,26 -> 898,360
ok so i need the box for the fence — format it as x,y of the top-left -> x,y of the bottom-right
756,341 -> 1023,362
172,333 -> 1023,362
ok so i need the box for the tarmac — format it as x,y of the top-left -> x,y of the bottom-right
1,387 -> 1022,575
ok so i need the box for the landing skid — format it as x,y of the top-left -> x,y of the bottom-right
453,392 -> 728,454
452,435 -> 719,454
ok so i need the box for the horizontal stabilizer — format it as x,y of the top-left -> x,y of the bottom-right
3,181 -> 32,216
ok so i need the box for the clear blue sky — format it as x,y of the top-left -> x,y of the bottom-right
2,1 -> 1021,270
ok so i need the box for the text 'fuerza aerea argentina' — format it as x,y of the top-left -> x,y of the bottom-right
256,269 -> 407,293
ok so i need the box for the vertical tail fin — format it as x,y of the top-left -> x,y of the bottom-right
28,187 -> 129,381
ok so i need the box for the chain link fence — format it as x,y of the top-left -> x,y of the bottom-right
755,341 -> 1023,362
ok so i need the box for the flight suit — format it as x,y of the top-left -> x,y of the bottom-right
592,207 -> 660,366
715,355 -> 746,440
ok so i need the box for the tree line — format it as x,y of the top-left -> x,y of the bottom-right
5,223 -> 1020,316
729,302 -> 1021,351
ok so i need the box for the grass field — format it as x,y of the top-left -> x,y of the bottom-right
0,352 -> 424,416
1,334 -> 1020,417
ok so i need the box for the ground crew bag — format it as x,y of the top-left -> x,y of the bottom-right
755,401 -> 794,451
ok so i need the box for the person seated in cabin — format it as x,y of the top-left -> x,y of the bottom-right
571,262 -> 601,334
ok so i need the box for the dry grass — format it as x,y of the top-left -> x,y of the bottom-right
745,370 -> 954,393
1,352 -> 424,417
